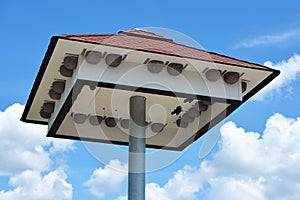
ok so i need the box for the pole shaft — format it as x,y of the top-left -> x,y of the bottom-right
128,96 -> 146,200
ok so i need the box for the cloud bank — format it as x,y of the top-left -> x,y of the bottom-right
109,113 -> 300,199
199,113 -> 300,200
0,104 -> 75,200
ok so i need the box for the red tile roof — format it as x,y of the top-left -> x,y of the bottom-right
60,29 -> 271,70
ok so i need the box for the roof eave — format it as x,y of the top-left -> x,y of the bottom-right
21,36 -> 60,123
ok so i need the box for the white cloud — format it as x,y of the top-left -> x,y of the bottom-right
204,177 -> 267,200
0,170 -> 72,200
84,159 -> 128,198
254,54 -> 300,100
0,103 -> 75,175
49,139 -> 76,155
201,113 -> 300,199
0,104 -> 75,200
234,30 -> 300,49
0,104 -> 50,175
145,165 -> 202,200
113,113 -> 300,200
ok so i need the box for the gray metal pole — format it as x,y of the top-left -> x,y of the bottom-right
128,96 -> 146,200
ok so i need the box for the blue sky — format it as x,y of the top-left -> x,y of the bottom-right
1,0 -> 300,199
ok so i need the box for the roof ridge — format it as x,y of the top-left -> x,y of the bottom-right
132,28 -> 169,38
118,29 -> 173,42
61,33 -> 114,37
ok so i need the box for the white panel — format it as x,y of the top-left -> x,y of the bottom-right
54,86 -> 230,149
77,59 -> 243,101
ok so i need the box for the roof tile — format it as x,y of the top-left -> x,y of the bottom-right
60,29 -> 272,70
